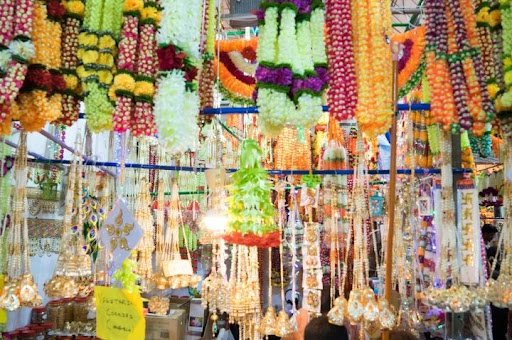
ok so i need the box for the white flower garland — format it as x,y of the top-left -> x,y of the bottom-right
257,6 -> 278,63
310,8 -> 327,65
296,20 -> 314,73
228,51 -> 257,76
277,8 -> 302,74
157,0 -> 203,59
153,70 -> 199,154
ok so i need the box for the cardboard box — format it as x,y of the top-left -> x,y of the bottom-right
146,310 -> 187,340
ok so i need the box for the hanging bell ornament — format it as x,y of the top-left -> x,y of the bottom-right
347,290 -> 364,324
327,297 -> 347,325
259,306 -> 278,336
378,299 -> 397,330
275,310 -> 294,337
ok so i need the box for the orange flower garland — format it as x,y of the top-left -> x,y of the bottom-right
391,26 -> 426,98
352,0 -> 393,139
14,0 -> 63,131
214,38 -> 258,104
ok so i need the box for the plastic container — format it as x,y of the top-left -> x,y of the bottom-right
31,306 -> 47,324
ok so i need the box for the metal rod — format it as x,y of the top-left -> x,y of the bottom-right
38,129 -> 117,177
201,103 -> 430,115
25,158 -> 472,176
382,46 -> 401,340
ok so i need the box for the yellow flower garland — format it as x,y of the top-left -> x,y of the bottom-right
352,0 -> 393,139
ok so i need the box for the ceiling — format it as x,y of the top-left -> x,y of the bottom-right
220,0 -> 425,32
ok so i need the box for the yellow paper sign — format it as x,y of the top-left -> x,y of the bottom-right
95,286 -> 145,340
0,275 -> 6,324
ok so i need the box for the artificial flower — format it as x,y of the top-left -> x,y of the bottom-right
134,79 -> 154,97
153,70 -> 199,154
78,33 -> 98,47
123,0 -> 143,14
141,5 -> 160,23
113,72 -> 135,91
9,39 -> 35,62
65,0 -> 84,16
82,50 -> 99,64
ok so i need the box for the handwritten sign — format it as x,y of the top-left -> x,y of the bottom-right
100,199 -> 142,272
95,286 -> 145,340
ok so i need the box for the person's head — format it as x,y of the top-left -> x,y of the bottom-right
482,224 -> 498,244
304,315 -> 348,340
389,330 -> 419,340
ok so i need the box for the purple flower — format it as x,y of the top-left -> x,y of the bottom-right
255,66 -> 293,86
255,9 -> 265,21
315,67 -> 329,86
398,39 -> 413,73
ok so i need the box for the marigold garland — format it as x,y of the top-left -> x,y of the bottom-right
15,0 -> 64,132
391,26 -> 427,99
0,0 -> 35,134
352,0 -> 393,139
213,38 -> 258,105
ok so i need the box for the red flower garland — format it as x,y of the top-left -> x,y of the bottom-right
325,0 -> 357,121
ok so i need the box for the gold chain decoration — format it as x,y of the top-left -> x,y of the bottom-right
0,132 -> 42,311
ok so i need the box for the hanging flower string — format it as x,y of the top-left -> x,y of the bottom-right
325,0 -> 357,121
198,0 -> 216,109
56,0 -> 85,126
255,0 -> 328,136
12,0 -> 65,132
425,0 -> 493,136
496,0 -> 512,141
130,0 -> 159,136
153,0 -> 202,154
224,139 -> 279,248
111,0 -> 142,132
352,0 -> 393,139
214,38 -> 258,105
76,0 -> 124,132
391,26 -> 427,99
0,0 -> 35,135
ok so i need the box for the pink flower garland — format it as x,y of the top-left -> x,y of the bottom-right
0,0 -> 35,128
325,0 -> 357,121
57,6 -> 83,126
131,5 -> 157,137
112,14 -> 139,132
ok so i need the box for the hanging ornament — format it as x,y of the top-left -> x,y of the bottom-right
0,133 -> 42,310
224,139 -> 279,248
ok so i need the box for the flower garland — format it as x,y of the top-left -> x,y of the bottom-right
496,0 -> 512,142
224,139 -> 279,248
198,0 -> 215,109
255,0 -> 327,137
111,0 -> 142,132
214,38 -> 258,105
425,0 -> 493,136
351,0 -> 393,139
130,1 -> 159,136
325,0 -> 357,121
391,26 -> 427,99
0,0 -> 35,135
77,0 -> 124,132
154,0 -> 202,154
56,0 -> 85,126
12,0 -> 66,132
